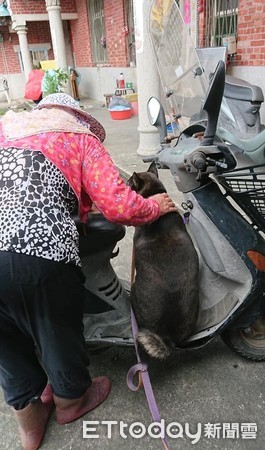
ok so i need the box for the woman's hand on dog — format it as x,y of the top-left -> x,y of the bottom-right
151,193 -> 178,216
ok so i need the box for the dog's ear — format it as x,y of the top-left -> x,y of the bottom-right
147,161 -> 158,178
127,172 -> 143,192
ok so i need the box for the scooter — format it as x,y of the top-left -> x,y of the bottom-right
145,59 -> 265,361
76,0 -> 265,362
79,56 -> 265,362
148,0 -> 265,162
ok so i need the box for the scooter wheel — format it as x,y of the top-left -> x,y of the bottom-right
222,317 -> 265,362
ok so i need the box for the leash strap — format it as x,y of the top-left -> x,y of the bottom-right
127,246 -> 170,450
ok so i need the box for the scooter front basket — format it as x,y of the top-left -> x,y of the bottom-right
216,163 -> 265,232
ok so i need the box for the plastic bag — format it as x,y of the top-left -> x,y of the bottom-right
24,69 -> 44,101
109,95 -> 132,110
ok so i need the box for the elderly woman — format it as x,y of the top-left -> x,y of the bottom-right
0,94 -> 176,450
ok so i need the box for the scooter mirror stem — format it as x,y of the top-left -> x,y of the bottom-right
202,60 -> 225,146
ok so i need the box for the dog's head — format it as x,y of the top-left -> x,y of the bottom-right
127,162 -> 166,198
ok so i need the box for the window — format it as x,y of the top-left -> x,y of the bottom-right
30,49 -> 49,67
204,0 -> 238,54
15,44 -> 51,71
88,0 -> 107,64
124,0 -> 136,66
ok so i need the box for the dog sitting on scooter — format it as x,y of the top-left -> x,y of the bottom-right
128,162 -> 199,359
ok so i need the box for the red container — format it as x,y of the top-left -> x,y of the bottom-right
119,79 -> 125,88
131,101 -> 138,115
109,109 -> 132,120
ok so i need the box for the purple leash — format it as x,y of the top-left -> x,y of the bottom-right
126,211 -> 190,448
126,246 -> 170,450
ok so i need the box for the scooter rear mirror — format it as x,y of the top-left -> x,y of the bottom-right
147,97 -> 168,143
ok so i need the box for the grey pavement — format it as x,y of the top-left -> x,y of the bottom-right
0,98 -> 265,450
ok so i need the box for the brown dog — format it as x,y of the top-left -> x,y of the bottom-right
128,162 -> 199,359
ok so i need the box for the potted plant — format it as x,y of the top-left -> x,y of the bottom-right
41,68 -> 68,96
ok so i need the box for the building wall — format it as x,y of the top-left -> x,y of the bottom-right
71,0 -> 135,102
70,0 -> 91,67
231,0 -> 265,122
198,0 -> 265,67
71,0 -> 127,68
236,0 -> 265,67
104,0 -> 127,67
0,27 -> 20,73
77,66 -> 137,104
9,0 -> 77,15
198,0 -> 265,122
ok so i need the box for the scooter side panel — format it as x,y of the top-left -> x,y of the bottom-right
184,181 -> 265,340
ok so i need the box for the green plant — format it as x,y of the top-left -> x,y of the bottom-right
42,68 -> 68,96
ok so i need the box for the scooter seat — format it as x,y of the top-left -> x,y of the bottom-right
224,75 -> 264,103
73,212 -> 126,255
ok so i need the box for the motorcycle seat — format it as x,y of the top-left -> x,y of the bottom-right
73,212 -> 126,255
217,126 -> 265,164
224,75 -> 264,103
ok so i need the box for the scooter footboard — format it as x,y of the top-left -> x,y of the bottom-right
83,309 -> 132,343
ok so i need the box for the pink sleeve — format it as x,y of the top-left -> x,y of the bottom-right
81,137 -> 160,226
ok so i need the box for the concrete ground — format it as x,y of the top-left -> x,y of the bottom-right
0,98 -> 265,450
